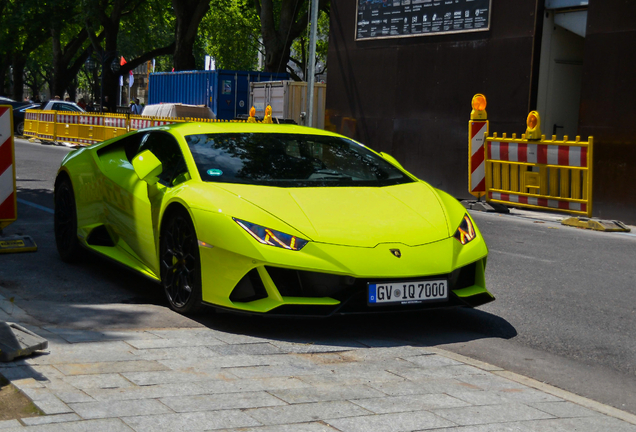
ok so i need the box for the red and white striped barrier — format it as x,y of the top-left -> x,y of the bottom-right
130,118 -> 153,130
79,115 -> 104,126
104,117 -> 127,128
487,141 -> 588,167
469,121 -> 488,196
489,192 -> 587,212
0,106 -> 16,227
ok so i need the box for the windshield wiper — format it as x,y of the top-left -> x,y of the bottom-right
308,169 -> 353,181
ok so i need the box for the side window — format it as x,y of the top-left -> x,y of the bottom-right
137,132 -> 188,187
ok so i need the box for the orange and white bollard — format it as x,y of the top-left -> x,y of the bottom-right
468,94 -> 488,198
0,105 -> 37,253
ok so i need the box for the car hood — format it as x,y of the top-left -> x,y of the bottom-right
214,182 -> 451,247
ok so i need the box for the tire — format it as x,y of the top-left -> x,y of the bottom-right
160,208 -> 203,315
16,121 -> 24,136
54,176 -> 82,262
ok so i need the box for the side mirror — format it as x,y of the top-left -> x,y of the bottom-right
132,150 -> 162,185
379,152 -> 405,170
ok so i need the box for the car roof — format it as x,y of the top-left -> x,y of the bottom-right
159,121 -> 347,139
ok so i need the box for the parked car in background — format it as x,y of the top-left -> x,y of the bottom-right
39,101 -> 85,112
13,103 -> 40,135
1,96 -> 32,110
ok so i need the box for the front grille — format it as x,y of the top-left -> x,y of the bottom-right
264,261 -> 483,315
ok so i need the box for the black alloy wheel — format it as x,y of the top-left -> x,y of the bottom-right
16,121 -> 24,136
160,209 -> 203,314
54,176 -> 82,262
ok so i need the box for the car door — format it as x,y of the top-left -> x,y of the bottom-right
100,131 -> 189,276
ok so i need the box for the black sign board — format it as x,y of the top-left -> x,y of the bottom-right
356,0 -> 491,40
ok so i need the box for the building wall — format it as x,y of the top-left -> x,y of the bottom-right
326,0 -> 540,196
327,0 -> 636,224
579,0 -> 636,223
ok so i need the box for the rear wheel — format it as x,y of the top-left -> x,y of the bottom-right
16,121 -> 24,136
160,209 -> 203,314
54,176 -> 82,262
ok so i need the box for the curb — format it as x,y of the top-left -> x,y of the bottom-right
429,346 -> 636,426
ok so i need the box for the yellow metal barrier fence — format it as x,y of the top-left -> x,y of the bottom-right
23,109 -> 260,144
36,111 -> 57,141
24,110 -> 39,138
477,106 -> 593,217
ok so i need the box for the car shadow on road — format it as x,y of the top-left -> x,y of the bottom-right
192,306 -> 518,351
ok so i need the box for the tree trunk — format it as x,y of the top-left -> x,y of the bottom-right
172,0 -> 210,71
12,57 -> 26,101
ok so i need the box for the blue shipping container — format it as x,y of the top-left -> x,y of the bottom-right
148,70 -> 290,120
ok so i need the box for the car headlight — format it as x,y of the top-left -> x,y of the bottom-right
233,218 -> 309,251
454,214 -> 477,245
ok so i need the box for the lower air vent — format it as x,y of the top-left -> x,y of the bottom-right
86,225 -> 115,247
229,269 -> 268,303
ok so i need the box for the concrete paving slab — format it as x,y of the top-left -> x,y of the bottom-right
529,401 -> 601,418
433,416 -> 636,431
121,369 -> 236,386
122,410 -> 261,432
53,360 -> 168,376
125,336 -> 225,350
447,388 -> 563,405
431,402 -> 555,426
20,413 -> 81,426
68,398 -> 173,419
216,423 -> 340,432
0,420 -> 21,430
195,376 -> 311,394
366,378 -> 475,396
62,373 -> 135,391
325,410 -> 456,432
389,365 -> 491,380
83,381 -> 206,401
0,418 -> 135,432
208,342 -> 284,356
129,346 -> 219,361
160,391 -> 287,412
270,384 -> 385,404
244,400 -> 372,425
351,393 -> 471,414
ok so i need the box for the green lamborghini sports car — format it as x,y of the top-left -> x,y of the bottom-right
54,122 -> 494,316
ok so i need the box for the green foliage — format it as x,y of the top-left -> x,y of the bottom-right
118,0 -> 174,59
200,0 -> 261,70
290,10 -> 329,80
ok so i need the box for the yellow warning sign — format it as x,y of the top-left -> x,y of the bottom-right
1,239 -> 24,247
0,235 -> 37,253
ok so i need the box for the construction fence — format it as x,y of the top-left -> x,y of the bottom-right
23,111 -> 250,146
468,94 -> 593,217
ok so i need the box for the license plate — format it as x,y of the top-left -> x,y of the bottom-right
368,280 -> 448,305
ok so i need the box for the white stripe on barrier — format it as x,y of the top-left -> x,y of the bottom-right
0,164 -> 13,205
490,142 -> 500,160
569,146 -> 582,167
470,123 -> 487,157
508,142 -> 518,162
527,144 -> 537,163
547,145 -> 559,165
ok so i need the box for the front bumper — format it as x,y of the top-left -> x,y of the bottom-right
198,236 -> 493,315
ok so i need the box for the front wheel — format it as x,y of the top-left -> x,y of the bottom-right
54,176 -> 82,262
16,121 -> 24,136
160,209 -> 203,315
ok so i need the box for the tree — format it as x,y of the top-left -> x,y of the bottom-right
199,0 -> 260,70
253,0 -> 329,74
172,0 -> 211,71
288,9 -> 328,80
0,0 -> 52,99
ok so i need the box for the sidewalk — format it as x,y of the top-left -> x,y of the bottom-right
1,295 -> 636,432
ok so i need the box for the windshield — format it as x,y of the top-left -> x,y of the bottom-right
184,133 -> 413,187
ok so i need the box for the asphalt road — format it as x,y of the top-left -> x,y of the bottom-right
2,137 -> 636,415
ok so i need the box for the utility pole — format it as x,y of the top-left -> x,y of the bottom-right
306,0 -> 319,128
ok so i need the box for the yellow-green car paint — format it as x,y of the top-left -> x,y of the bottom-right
57,122 -> 493,314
